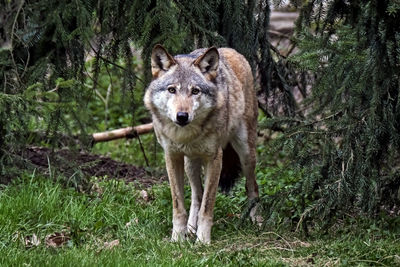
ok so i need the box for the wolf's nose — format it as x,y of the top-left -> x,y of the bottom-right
176,112 -> 189,126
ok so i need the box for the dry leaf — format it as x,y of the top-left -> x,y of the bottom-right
125,218 -> 139,228
104,239 -> 119,249
139,190 -> 149,202
92,182 -> 103,194
25,234 -> 41,247
45,232 -> 70,248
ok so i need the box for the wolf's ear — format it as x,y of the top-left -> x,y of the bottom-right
194,47 -> 219,80
151,44 -> 176,78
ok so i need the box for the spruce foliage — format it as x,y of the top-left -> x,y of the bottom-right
265,0 -> 400,227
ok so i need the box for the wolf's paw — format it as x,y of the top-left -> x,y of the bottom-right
195,234 -> 211,245
242,198 -> 263,227
195,223 -> 212,244
171,229 -> 188,242
249,201 -> 264,227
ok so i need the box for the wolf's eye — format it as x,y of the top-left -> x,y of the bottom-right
168,87 -> 176,94
191,88 -> 200,95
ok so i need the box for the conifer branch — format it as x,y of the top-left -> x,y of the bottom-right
88,42 -> 145,84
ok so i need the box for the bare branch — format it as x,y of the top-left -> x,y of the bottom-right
92,123 -> 153,143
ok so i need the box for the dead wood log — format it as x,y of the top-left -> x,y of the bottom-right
92,123 -> 153,143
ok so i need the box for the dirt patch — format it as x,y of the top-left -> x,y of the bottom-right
13,146 -> 166,187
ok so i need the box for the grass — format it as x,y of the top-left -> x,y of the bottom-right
0,172 -> 399,266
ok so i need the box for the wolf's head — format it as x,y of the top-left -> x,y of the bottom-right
144,45 -> 220,127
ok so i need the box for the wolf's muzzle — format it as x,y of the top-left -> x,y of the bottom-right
176,112 -> 189,126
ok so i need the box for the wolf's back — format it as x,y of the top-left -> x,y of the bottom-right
217,48 -> 257,192
219,48 -> 258,119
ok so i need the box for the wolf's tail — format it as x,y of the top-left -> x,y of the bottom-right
219,143 -> 242,193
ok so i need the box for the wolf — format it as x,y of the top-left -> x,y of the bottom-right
144,45 -> 259,244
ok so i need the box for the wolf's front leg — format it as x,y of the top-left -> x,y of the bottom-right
165,152 -> 187,241
196,147 -> 223,244
184,157 -> 203,235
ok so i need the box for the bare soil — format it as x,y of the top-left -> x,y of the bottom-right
10,146 -> 166,187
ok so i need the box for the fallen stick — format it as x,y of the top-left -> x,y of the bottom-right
92,123 -> 153,143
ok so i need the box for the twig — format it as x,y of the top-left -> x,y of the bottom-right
270,43 -> 287,59
88,42 -> 145,84
268,30 -> 290,39
285,42 -> 296,57
10,0 -> 25,86
20,49 -> 30,79
105,84 -> 111,127
94,88 -> 106,104
137,134 -> 150,167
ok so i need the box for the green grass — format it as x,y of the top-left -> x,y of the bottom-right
0,173 -> 399,266
92,134 -> 165,168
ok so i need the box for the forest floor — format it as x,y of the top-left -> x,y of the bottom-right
1,146 -> 399,266
2,146 -> 166,187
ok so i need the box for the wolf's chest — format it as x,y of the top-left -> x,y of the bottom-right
156,125 -> 221,158
171,138 -> 218,158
